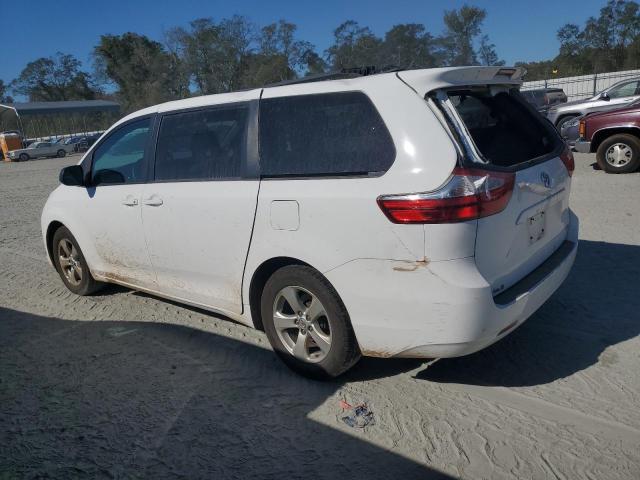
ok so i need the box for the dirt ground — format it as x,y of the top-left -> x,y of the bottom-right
1,153 -> 639,479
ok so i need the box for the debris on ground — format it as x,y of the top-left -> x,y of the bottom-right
340,400 -> 375,428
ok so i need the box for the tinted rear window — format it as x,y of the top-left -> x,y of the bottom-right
259,92 -> 395,177
447,88 -> 560,166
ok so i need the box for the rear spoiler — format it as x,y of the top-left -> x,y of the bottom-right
398,66 -> 525,97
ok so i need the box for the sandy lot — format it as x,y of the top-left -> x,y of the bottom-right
1,154 -> 639,479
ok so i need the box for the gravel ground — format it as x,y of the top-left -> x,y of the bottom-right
1,154 -> 639,479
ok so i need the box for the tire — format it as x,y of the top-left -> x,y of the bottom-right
57,149 -> 66,158
596,133 -> 640,173
52,226 -> 103,295
555,115 -> 578,132
18,153 -> 29,162
261,265 -> 361,379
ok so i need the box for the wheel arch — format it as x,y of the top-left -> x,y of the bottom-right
592,127 -> 640,153
248,256 -> 312,331
45,220 -> 65,265
555,112 -> 580,127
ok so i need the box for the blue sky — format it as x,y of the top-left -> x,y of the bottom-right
4,0 -> 607,88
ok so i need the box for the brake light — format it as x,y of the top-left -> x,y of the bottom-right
578,120 -> 586,138
560,146 -> 574,177
377,168 -> 515,224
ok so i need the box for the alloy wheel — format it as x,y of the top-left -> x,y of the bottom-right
58,238 -> 83,286
272,286 -> 332,363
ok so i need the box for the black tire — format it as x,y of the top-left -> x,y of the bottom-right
596,133 -> 640,174
18,153 -> 29,162
555,115 -> 578,131
57,149 -> 66,158
52,226 -> 103,295
261,265 -> 361,379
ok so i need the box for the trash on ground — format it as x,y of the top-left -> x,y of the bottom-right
340,400 -> 375,428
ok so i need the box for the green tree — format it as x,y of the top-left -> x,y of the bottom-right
11,52 -> 98,101
478,35 -> 505,66
326,20 -> 384,70
167,16 -> 253,95
94,33 -> 188,112
0,79 -> 14,103
440,5 -> 487,66
382,24 -> 440,68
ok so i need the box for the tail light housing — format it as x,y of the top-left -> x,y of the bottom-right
560,146 -> 575,177
377,168 -> 515,224
578,119 -> 586,138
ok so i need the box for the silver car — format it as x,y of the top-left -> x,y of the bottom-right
547,77 -> 640,129
8,141 -> 73,161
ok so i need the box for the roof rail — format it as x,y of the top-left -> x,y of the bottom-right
265,65 -> 403,88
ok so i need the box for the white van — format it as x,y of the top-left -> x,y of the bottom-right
41,66 -> 578,378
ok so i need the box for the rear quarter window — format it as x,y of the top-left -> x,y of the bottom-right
259,91 -> 395,177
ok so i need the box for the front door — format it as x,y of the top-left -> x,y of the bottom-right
141,98 -> 259,315
80,117 -> 157,289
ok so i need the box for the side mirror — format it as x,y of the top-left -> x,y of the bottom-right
59,165 -> 85,186
600,92 -> 610,101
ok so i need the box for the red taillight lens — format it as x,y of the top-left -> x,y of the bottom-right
560,147 -> 574,177
377,168 -> 515,224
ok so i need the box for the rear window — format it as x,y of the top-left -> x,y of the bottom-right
259,92 -> 395,177
445,88 -> 560,167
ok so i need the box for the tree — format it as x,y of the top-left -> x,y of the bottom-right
326,21 -> 384,70
167,16 -> 254,95
0,79 -> 14,103
11,52 -> 98,101
382,24 -> 440,68
550,0 -> 640,76
478,35 -> 505,66
440,5 -> 487,66
94,33 -> 188,112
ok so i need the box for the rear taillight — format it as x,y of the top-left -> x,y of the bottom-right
377,168 -> 515,224
560,146 -> 574,177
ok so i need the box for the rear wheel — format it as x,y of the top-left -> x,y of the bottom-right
18,153 -> 29,162
52,226 -> 103,295
57,149 -> 66,158
261,265 -> 360,379
596,134 -> 640,173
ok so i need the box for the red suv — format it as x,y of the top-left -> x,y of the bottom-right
575,103 -> 640,173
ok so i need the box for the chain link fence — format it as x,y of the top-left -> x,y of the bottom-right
522,69 -> 640,101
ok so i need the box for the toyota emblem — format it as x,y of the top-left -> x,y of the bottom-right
540,172 -> 552,189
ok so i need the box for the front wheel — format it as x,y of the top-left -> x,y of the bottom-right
52,226 -> 103,295
555,115 -> 578,132
261,265 -> 361,379
18,153 -> 29,162
596,134 -> 640,173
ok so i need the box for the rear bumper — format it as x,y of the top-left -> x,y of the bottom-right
574,139 -> 591,153
326,210 -> 579,359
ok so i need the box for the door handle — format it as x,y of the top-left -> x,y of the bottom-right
143,195 -> 163,207
122,196 -> 138,206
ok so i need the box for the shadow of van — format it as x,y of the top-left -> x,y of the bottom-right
0,307 -> 448,479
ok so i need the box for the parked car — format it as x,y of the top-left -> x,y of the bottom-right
560,98 -> 640,147
42,66 -> 578,378
547,77 -> 640,130
520,88 -> 567,113
75,134 -> 101,152
574,101 -> 640,173
7,141 -> 73,161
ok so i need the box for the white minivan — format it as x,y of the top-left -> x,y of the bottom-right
42,66 -> 578,378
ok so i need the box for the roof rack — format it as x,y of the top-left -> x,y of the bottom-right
265,65 -> 403,88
